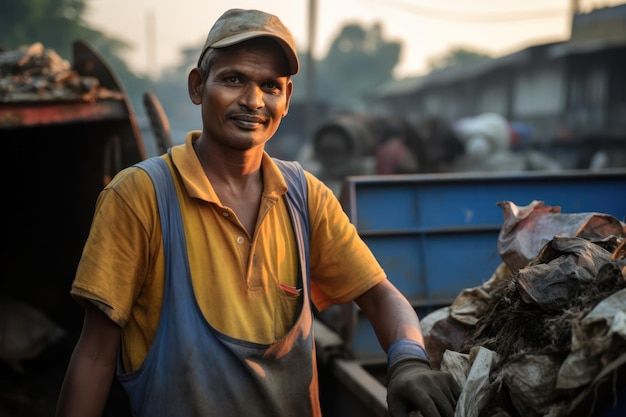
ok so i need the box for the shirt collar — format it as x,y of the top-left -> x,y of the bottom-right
169,131 -> 288,203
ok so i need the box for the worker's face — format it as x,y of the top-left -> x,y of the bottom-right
192,39 -> 293,151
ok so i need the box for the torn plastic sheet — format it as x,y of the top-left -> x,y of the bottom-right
497,200 -> 625,272
557,289 -> 626,390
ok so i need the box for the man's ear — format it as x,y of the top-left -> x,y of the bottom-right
282,79 -> 293,118
188,68 -> 204,105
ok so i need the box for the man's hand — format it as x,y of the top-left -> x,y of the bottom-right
387,358 -> 461,417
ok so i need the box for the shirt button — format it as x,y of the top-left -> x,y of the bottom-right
236,236 -> 245,244
222,211 -> 230,217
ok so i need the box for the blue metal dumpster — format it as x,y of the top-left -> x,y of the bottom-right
338,168 -> 626,359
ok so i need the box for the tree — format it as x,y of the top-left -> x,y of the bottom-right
427,47 -> 492,71
2,1 -> 113,64
315,22 -> 401,109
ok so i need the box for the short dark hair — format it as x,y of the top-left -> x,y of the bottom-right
198,48 -> 218,79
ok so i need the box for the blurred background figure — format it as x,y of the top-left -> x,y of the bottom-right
375,119 -> 419,175
410,116 -> 465,173
452,112 -> 562,172
588,146 -> 626,170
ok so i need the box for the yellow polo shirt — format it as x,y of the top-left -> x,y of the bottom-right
71,131 -> 385,372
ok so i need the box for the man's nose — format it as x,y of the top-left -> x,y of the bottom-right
239,84 -> 264,109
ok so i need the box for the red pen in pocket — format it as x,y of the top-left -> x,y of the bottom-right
278,283 -> 302,296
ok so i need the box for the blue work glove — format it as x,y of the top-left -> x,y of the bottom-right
386,343 -> 461,417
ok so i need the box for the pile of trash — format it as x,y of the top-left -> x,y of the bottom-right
0,42 -> 121,102
423,200 -> 626,417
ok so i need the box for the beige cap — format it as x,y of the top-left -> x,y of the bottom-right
197,8 -> 299,75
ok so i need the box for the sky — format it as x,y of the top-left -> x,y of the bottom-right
85,0 -> 625,79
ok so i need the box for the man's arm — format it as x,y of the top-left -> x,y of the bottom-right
355,279 -> 461,417
56,301 -> 121,417
354,278 -> 423,350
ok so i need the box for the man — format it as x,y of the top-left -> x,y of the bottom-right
55,8 -> 460,417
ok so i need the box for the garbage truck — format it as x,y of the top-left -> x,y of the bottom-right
0,40 -> 147,416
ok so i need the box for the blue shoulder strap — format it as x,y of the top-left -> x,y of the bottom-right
271,158 -> 311,286
133,156 -> 191,283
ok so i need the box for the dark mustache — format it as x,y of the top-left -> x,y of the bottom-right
227,110 -> 269,123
